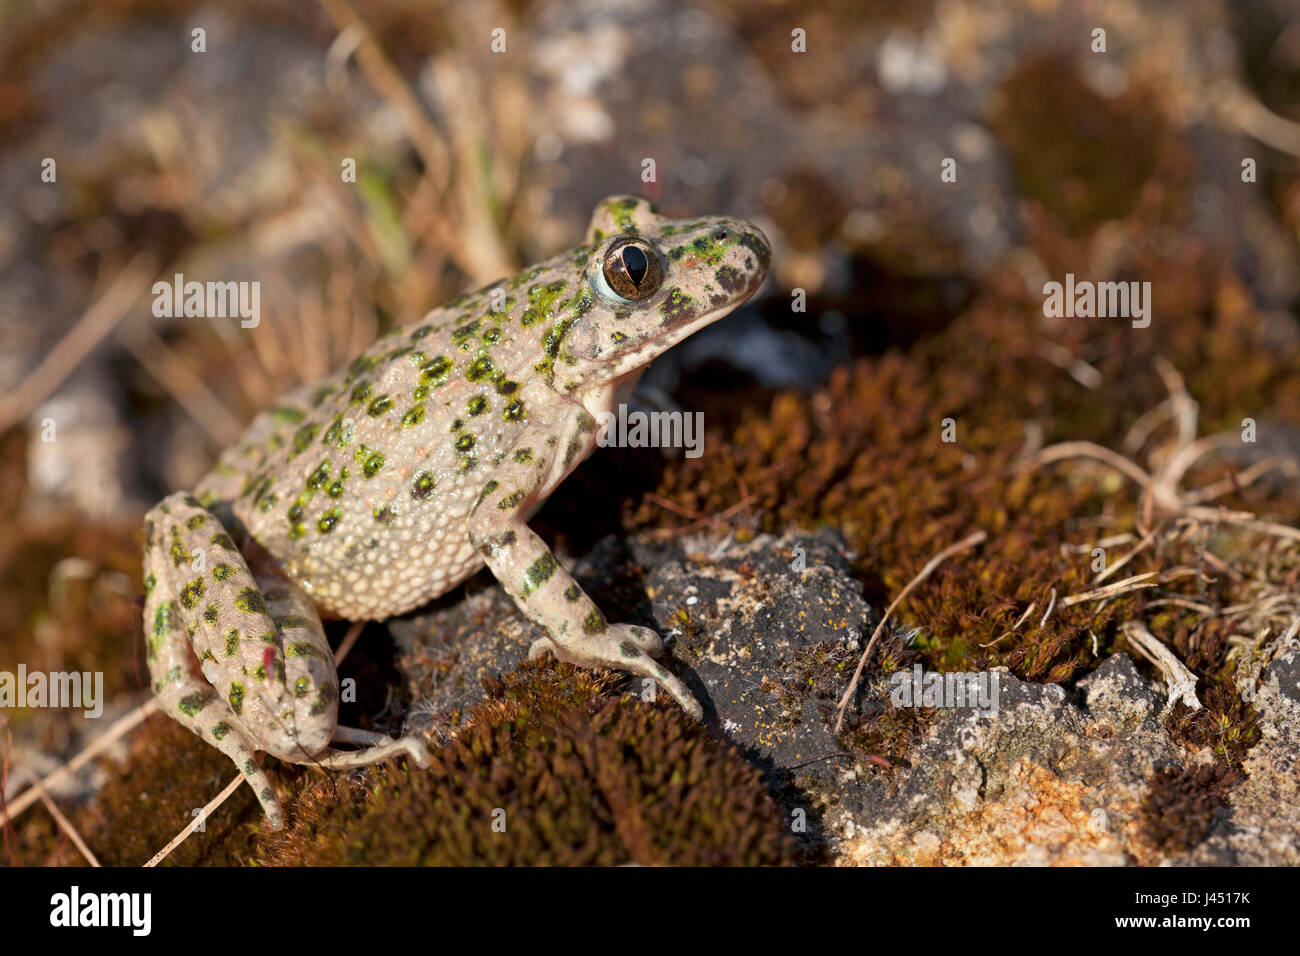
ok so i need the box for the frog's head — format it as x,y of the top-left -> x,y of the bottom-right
553,196 -> 770,391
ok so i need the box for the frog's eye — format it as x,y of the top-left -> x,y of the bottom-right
600,238 -> 662,301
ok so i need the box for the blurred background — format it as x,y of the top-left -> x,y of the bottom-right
3,0 -> 1300,865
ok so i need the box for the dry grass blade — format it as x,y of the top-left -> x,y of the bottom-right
1144,597 -> 1216,616
1183,456 -> 1299,506
1183,506 -> 1300,544
1094,527 -> 1158,584
1152,356 -> 1198,450
1,699 -> 160,825
144,774 -> 243,867
1031,441 -> 1161,498
1215,77 -> 1300,158
1061,572 -> 1159,607
315,0 -> 450,191
0,252 -> 156,435
833,530 -> 987,733
118,317 -> 246,446
20,768 -> 101,867
1120,621 -> 1202,714
314,0 -> 512,282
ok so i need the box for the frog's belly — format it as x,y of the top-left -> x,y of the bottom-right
287,533 -> 487,622
241,487 -> 489,621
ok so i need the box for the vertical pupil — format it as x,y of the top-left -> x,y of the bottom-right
621,245 -> 648,286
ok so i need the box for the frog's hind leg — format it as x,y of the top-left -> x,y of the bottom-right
145,492 -> 431,826
142,500 -> 288,828
143,491 -> 337,828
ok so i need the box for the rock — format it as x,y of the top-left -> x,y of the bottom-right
388,527 -> 874,760
388,526 -> 1300,865
1190,630 -> 1300,865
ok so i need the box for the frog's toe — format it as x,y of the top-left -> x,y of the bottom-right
316,727 -> 432,771
617,624 -> 664,654
395,736 -> 431,767
530,627 -> 703,721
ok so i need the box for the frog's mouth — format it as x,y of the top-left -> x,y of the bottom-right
600,298 -> 755,381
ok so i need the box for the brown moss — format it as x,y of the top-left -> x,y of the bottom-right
1140,762 -> 1239,854
992,55 -> 1191,236
26,716 -> 268,867
0,510 -> 143,708
256,659 -> 798,866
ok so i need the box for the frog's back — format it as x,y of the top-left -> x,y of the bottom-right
196,252 -> 585,619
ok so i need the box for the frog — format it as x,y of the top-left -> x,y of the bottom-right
141,195 -> 771,829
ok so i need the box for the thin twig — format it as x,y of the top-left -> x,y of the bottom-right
833,530 -> 987,733
334,620 -> 365,666
1095,527 -> 1159,584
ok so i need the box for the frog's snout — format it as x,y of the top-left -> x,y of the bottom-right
746,223 -> 772,274
716,217 -> 770,290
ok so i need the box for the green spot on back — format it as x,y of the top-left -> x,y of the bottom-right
318,507 -> 342,533
412,471 -> 436,499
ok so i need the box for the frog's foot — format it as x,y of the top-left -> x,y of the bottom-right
316,725 -> 431,770
153,680 -> 289,830
530,625 -> 704,721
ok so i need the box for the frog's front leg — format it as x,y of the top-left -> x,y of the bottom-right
143,493 -> 428,829
467,421 -> 704,720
